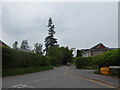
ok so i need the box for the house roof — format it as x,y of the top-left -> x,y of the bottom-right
91,43 -> 107,49
0,40 -> 10,48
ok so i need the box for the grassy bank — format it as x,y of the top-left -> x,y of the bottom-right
2,66 -> 53,77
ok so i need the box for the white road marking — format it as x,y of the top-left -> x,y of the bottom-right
12,84 -> 23,88
11,84 -> 34,88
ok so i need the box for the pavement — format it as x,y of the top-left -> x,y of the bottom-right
2,65 -> 120,89
67,65 -> 120,88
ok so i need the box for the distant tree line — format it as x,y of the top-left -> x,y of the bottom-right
12,40 -> 43,54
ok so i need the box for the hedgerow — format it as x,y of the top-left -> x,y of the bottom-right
74,49 -> 119,70
2,47 -> 50,69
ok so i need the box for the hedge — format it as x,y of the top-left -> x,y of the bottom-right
92,49 -> 119,69
2,47 -> 50,69
74,57 -> 92,69
2,66 -> 53,77
74,49 -> 119,70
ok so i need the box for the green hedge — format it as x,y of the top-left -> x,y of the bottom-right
2,66 -> 53,77
92,49 -> 119,69
2,47 -> 50,69
74,57 -> 92,69
74,49 -> 119,70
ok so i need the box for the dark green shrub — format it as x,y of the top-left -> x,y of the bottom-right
2,47 -> 50,69
92,49 -> 119,69
47,46 -> 73,65
74,57 -> 92,69
2,66 -> 53,77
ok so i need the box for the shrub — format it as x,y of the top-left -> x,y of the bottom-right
47,46 -> 73,65
2,47 -> 50,69
92,49 -> 119,69
2,66 -> 53,77
74,49 -> 120,71
74,57 -> 92,69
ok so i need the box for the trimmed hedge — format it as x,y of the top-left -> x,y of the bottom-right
74,57 -> 92,69
74,49 -> 120,76
2,47 -> 50,69
92,49 -> 119,69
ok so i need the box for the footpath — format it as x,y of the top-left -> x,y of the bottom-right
67,65 -> 120,88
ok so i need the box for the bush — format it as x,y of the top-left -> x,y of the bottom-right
2,47 -> 50,69
47,46 -> 73,65
74,49 -> 120,71
110,68 -> 120,76
2,66 -> 53,77
92,49 -> 119,69
74,57 -> 92,69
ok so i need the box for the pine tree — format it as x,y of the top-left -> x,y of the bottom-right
44,18 -> 58,55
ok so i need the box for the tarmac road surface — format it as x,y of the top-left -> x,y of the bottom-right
2,66 -> 115,88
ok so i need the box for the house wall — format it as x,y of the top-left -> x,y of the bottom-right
91,50 -> 107,56
82,51 -> 91,57
82,52 -> 89,57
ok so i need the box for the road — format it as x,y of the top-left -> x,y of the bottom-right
2,66 -> 114,88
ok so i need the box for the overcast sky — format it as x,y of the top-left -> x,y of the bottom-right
1,2 -> 118,50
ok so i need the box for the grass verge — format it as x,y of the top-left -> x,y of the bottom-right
2,66 -> 53,77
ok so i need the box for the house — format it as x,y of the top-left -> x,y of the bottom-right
81,43 -> 109,57
0,40 -> 10,48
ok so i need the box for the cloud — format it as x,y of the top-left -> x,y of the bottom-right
2,2 -> 118,49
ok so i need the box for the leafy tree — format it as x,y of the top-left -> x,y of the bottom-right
12,41 -> 18,49
61,46 -> 73,64
47,46 -> 73,65
47,46 -> 62,65
20,40 -> 30,51
44,18 -> 58,55
76,49 -> 82,57
34,43 -> 43,54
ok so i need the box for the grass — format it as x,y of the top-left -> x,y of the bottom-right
2,66 -> 53,77
94,70 -> 101,74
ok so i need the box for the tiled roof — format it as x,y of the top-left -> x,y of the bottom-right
91,43 -> 106,49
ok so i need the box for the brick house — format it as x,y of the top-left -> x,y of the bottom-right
81,43 -> 109,57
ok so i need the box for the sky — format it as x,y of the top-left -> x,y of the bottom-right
1,2 -> 118,50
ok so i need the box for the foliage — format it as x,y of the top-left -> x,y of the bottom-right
12,41 -> 18,49
92,49 -> 119,69
47,46 -> 62,65
34,43 -> 43,54
3,66 -> 53,77
76,49 -> 82,57
47,46 -> 73,65
2,47 -> 50,69
44,18 -> 58,55
60,46 -> 73,65
20,40 -> 30,51
74,49 -> 119,71
2,46 -> 73,69
74,57 -> 92,69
